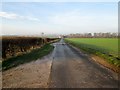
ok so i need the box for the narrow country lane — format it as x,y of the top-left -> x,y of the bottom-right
49,39 -> 119,88
2,39 -> 119,88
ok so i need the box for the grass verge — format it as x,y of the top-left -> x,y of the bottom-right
2,44 -> 54,71
65,39 -> 120,67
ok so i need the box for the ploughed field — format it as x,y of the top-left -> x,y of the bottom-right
65,38 -> 120,67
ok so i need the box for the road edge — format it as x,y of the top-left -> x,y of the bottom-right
66,43 -> 120,74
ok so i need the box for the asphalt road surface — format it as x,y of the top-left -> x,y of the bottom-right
49,39 -> 119,88
2,39 -> 119,88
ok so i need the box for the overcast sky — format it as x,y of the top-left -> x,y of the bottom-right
0,1 -> 118,35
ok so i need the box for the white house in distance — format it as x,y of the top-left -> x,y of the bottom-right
59,35 -> 67,38
58,35 -> 62,38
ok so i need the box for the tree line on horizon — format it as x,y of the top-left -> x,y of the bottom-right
66,32 -> 119,38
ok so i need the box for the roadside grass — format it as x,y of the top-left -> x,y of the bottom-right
65,38 -> 120,67
2,44 -> 54,71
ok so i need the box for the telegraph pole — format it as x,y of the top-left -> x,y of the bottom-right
41,32 -> 44,44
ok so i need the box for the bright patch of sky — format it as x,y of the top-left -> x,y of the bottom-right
0,1 -> 118,35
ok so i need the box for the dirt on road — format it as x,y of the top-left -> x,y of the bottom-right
2,53 -> 53,88
2,39 -> 119,88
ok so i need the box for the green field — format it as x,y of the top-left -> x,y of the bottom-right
65,38 -> 120,67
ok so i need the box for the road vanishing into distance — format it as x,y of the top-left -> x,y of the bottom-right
49,39 -> 119,88
3,39 -> 119,88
